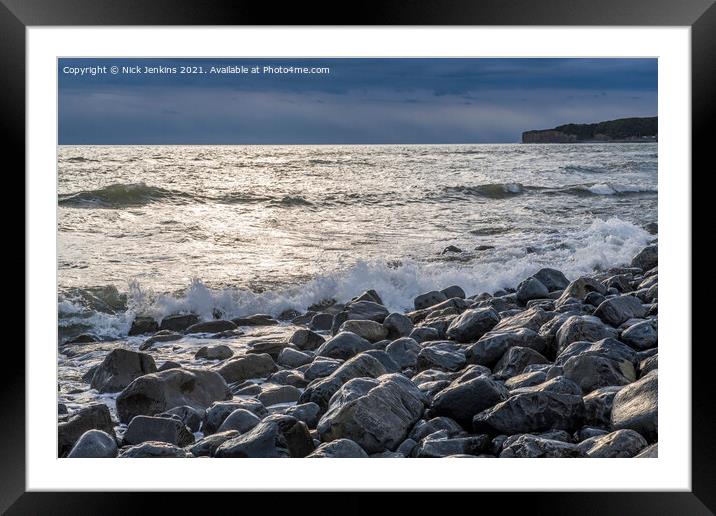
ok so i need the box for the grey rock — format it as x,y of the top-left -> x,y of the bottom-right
556,338 -> 639,368
316,331 -> 372,360
532,268 -> 570,292
635,442 -> 658,458
309,313 -> 334,331
466,328 -> 546,367
578,429 -> 648,457
582,386 -> 622,427
363,350 -> 401,373
441,285 -> 466,299
493,346 -> 549,379
505,371 -> 547,390
383,313 -> 414,339
574,426 -> 610,441
285,402 -> 321,428
245,338 -> 294,360
307,439 -> 368,458
555,315 -> 618,355
584,291 -> 607,307
203,399 -> 268,434
431,376 -> 509,427
277,347 -> 313,368
446,308 -> 500,343
630,245 -> 658,271
414,290 -> 448,311
217,408 -> 261,433
594,296 -> 647,327
58,404 -> 115,457
139,330 -> 183,351
621,320 -> 657,350
119,441 -> 190,458
516,277 -> 549,304
214,421 -> 291,458
116,368 -> 230,423
639,354 -> 658,377
158,360 -> 182,372
129,316 -> 159,336
557,277 -> 607,306
611,371 -> 658,441
67,429 -> 118,458
190,430 -> 240,457
352,289 -> 383,305
289,329 -> 325,351
158,405 -> 204,432
509,376 -> 583,397
159,313 -> 199,332
408,417 -> 465,441
304,356 -> 343,382
339,319 -> 389,343
386,337 -> 421,369
414,435 -> 489,458
215,353 -> 278,383
90,348 -> 157,393
474,391 -> 585,435
345,300 -> 389,323
186,319 -> 237,334
231,314 -> 278,326
267,369 -> 307,388
317,374 -> 427,453
416,342 -> 466,372
500,435 -> 585,458
409,326 -> 441,343
123,415 -> 194,447
195,344 -> 234,361
258,384 -> 302,406
262,414 -> 315,458
562,354 -> 635,393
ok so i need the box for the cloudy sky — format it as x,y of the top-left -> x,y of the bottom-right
58,58 -> 657,144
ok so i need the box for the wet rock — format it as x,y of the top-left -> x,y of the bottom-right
409,326 -> 442,343
386,337 -> 421,369
516,277 -> 549,304
299,353 -> 387,411
190,430 -> 240,457
578,429 -> 647,457
158,360 -> 182,372
245,338 -> 294,360
583,386 -> 622,427
409,417 -> 465,441
584,291 -> 606,307
505,371 -> 547,390
159,314 -> 200,332
556,338 -> 638,369
258,384 -> 302,406
499,435 -> 585,458
621,320 -> 657,350
339,319 -> 388,343
289,329 -> 325,351
116,368 -> 230,424
203,399 -> 268,434
217,408 -> 261,433
473,391 -> 584,435
493,346 -> 549,379
123,415 -> 194,447
158,405 -> 204,432
66,333 -> 98,344
466,328 -> 545,367
352,289 -> 383,305
129,316 -> 159,336
417,342 -> 466,372
635,443 -> 658,458
557,277 -> 606,306
267,369 -> 307,388
431,376 -> 508,427
309,313 -> 334,331
441,285 -> 466,299
231,314 -> 278,326
446,308 -> 500,343
414,435 -> 489,457
262,414 -> 315,458
630,245 -> 658,271
532,268 -> 569,292
594,295 -> 647,327
67,429 -> 118,458
285,402 -> 321,428
186,319 -> 237,334
363,350 -> 400,373
139,330 -> 182,351
119,441 -> 190,458
307,439 -> 368,458
195,344 -> 234,361
508,375 -> 582,397
215,353 -> 278,384
277,347 -> 313,368
562,354 -> 635,393
383,313 -> 414,339
574,426 -> 609,441
611,371 -> 658,441
442,245 -> 463,255
318,374 -> 427,453
90,348 -> 157,393
304,356 -> 343,382
58,404 -> 115,457
555,315 -> 618,355
414,291 -> 448,311
316,331 -> 372,360
214,420 -> 291,458
639,354 -> 658,377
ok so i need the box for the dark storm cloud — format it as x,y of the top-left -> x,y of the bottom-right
58,58 -> 657,144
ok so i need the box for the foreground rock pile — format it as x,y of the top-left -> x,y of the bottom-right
60,244 -> 658,458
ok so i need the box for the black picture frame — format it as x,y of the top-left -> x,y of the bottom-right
3,0 -> 712,513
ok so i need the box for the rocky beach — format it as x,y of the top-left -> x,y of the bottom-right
59,242 -> 658,459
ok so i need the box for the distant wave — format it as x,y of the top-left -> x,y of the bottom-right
557,183 -> 658,196
58,183 -> 192,208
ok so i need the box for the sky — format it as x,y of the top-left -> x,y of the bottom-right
58,58 -> 657,144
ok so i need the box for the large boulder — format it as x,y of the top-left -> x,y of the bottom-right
345,301 -> 389,323
159,313 -> 199,332
58,404 -> 115,457
555,338 -> 638,369
258,384 -> 302,406
299,353 -> 387,411
466,328 -> 545,367
158,405 -> 204,432
594,296 -> 648,327
186,319 -> 237,334
303,356 -> 343,382
285,402 -> 321,429
67,430 -> 118,458
217,409 -> 261,434
315,331 -> 372,360
383,313 -> 414,339
500,435 -> 585,458
620,320 -> 658,350
509,376 -> 582,397
610,371 -> 658,442
214,420 -> 291,458
630,245 -> 658,271
431,376 -> 508,427
90,348 -> 157,393
288,329 -> 325,351
446,308 -> 500,343
116,368 -> 230,423
317,374 -> 426,453
203,399 -> 268,434
123,415 -> 194,447
562,354 -> 635,393
414,291 -> 448,311
119,441 -> 190,458
555,315 -> 618,355
386,337 -> 421,369
583,386 -> 623,427
532,268 -> 570,292
473,391 -> 584,435
215,353 -> 278,383
578,429 -> 648,457
493,346 -> 549,379
277,347 -> 313,368
139,330 -> 182,351
189,430 -> 240,457
339,320 -> 388,343
129,316 -> 159,336
413,436 -> 490,458
556,277 -> 606,306
416,342 -> 466,372
195,345 -> 234,361
516,278 -> 549,304
307,439 -> 368,458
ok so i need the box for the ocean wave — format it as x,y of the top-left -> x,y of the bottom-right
58,217 -> 653,342
559,183 -> 658,196
439,183 -> 527,200
58,183 -> 192,208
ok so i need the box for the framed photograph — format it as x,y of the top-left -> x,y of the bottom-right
5,0 -> 712,512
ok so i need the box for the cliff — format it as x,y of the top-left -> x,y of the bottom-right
522,117 -> 657,143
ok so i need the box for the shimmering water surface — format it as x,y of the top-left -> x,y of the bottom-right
58,143 -> 657,342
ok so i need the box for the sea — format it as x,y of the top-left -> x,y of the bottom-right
57,143 -> 657,343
